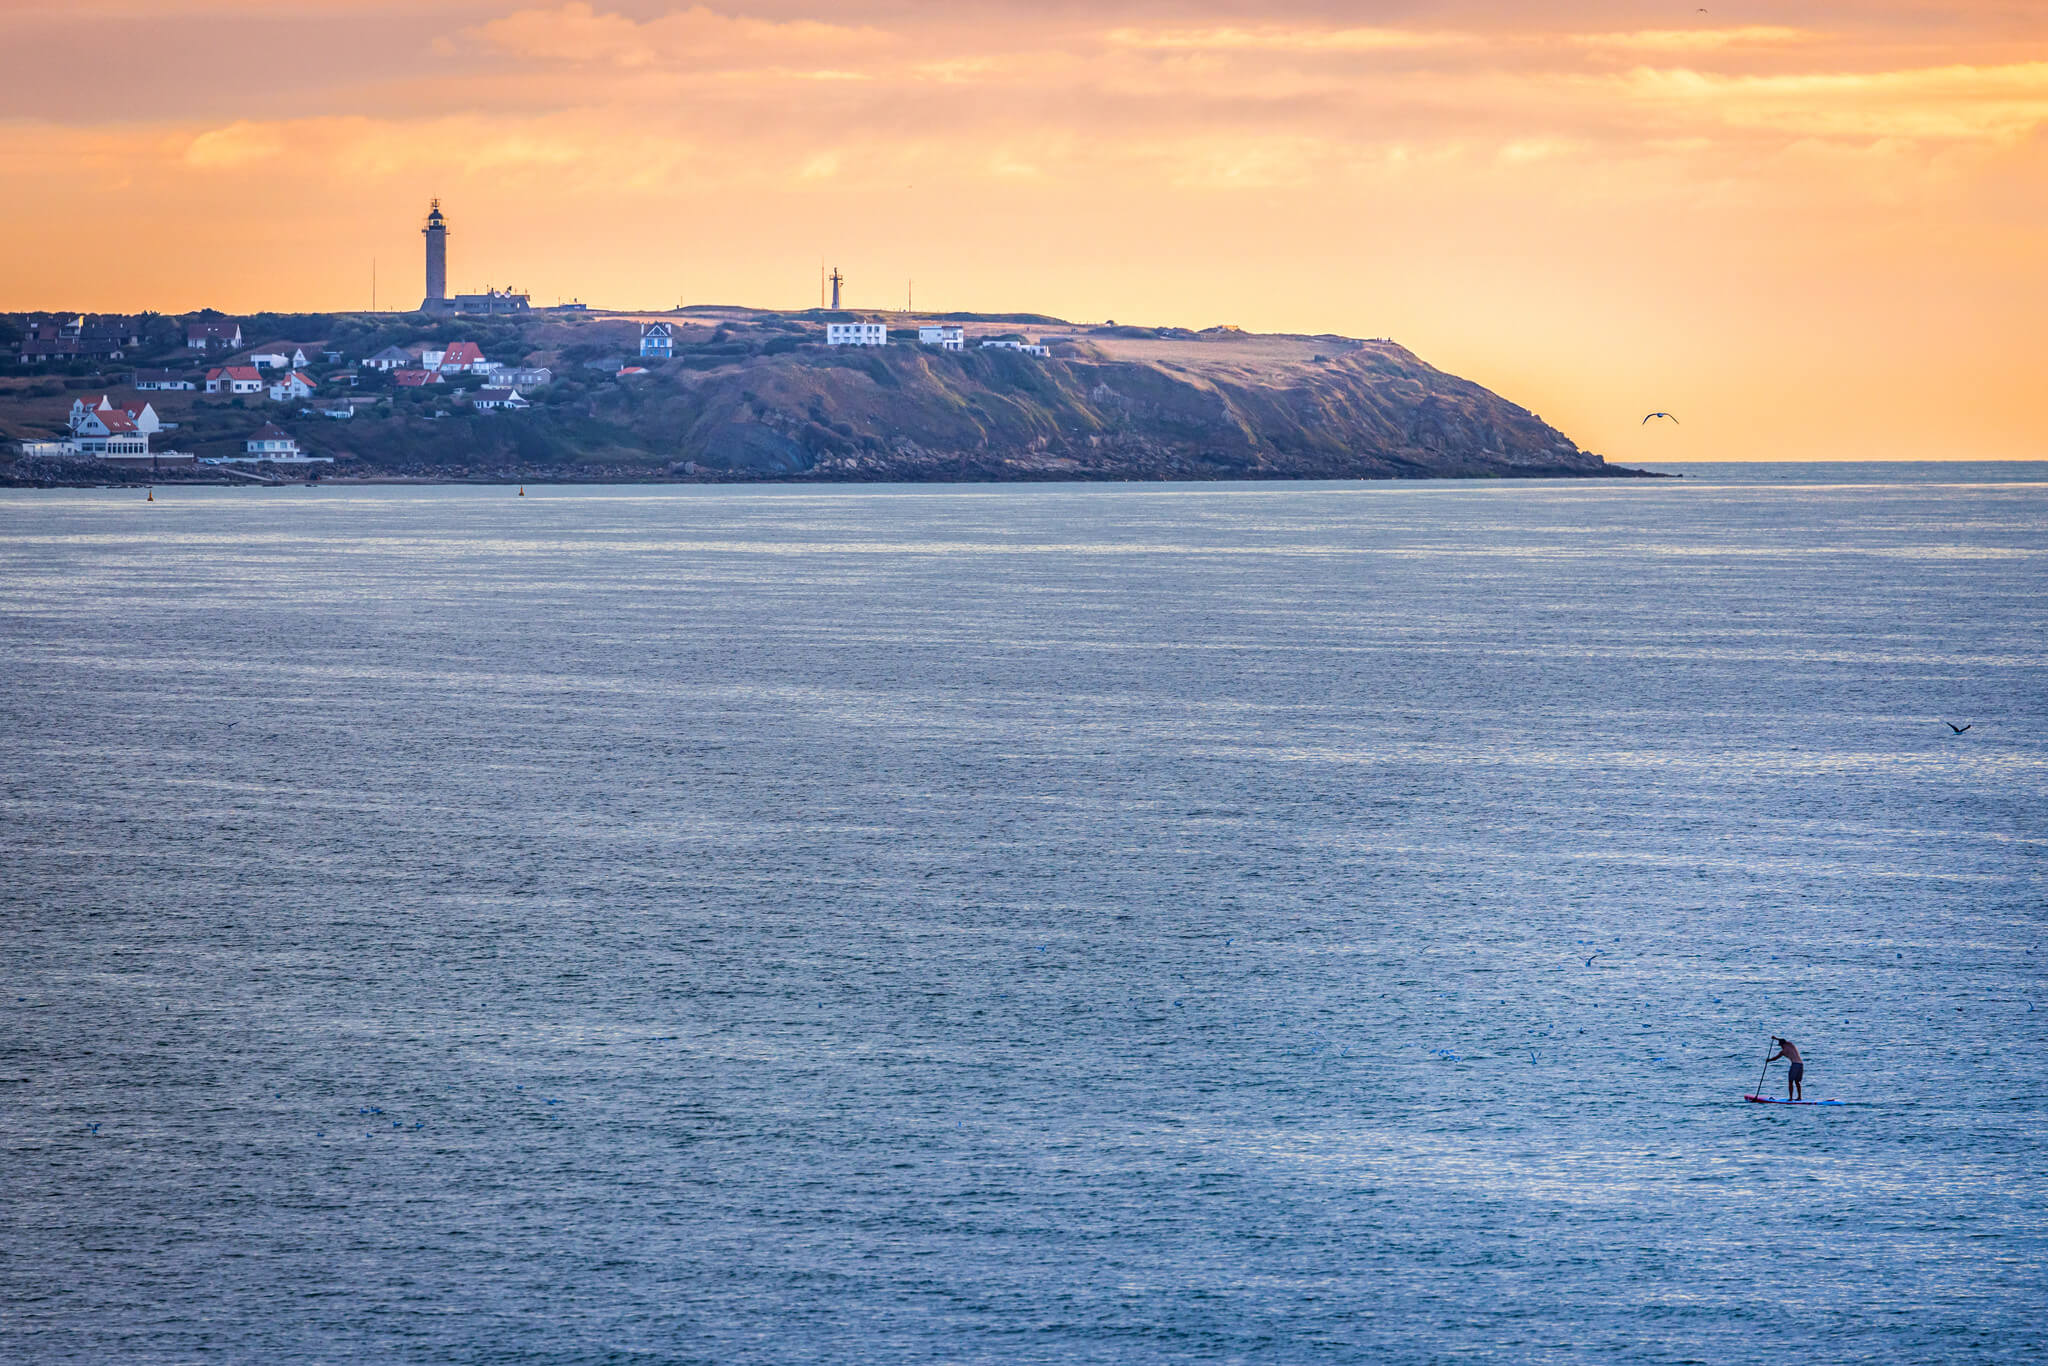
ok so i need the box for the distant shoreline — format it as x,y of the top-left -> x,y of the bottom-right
0,464 -> 1668,491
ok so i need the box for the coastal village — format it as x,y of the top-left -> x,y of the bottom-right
0,201 -> 1061,481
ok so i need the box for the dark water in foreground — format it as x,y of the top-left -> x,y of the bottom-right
3,468 -> 2045,1363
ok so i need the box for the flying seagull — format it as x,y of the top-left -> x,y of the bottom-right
1946,721 -> 1972,733
1642,412 -> 1680,425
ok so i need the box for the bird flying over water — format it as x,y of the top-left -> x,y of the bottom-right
1946,721 -> 1972,733
1642,412 -> 1679,425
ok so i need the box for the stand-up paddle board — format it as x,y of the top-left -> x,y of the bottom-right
1744,1095 -> 1841,1105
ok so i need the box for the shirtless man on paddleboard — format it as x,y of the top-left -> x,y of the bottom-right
1768,1037 -> 1803,1100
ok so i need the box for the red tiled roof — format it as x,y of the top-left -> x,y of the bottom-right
441,342 -> 485,365
250,423 -> 292,441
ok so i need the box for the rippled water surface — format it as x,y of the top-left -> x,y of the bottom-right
3,468 -> 2045,1362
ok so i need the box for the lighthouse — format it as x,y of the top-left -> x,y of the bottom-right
421,200 -> 448,312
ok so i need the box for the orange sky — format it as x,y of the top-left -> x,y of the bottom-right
3,1 -> 2044,461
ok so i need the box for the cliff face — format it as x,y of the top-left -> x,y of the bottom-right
669,333 -> 1617,481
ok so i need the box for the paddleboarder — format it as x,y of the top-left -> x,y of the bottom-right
1767,1037 -> 1804,1101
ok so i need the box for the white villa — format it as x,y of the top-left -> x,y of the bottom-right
640,322 -> 673,358
70,396 -> 163,437
246,423 -> 300,456
471,387 -> 530,411
918,326 -> 964,350
362,346 -> 412,371
70,408 -> 150,458
827,322 -> 888,347
981,339 -> 1051,357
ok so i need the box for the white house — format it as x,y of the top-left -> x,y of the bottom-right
200,423 -> 331,466
495,366 -> 553,388
186,320 -> 242,351
268,371 -> 317,402
471,387 -> 530,411
918,326 -> 965,350
206,366 -> 265,395
361,346 -> 412,371
981,339 -> 1051,357
71,397 -> 163,436
827,322 -> 888,347
71,408 -> 150,458
98,396 -> 162,436
133,370 -> 197,391
248,344 -> 313,370
640,322 -> 674,358
245,422 -> 299,456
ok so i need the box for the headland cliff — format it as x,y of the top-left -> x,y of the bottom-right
0,308 -> 1642,484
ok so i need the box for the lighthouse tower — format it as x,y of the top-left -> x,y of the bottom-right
421,200 -> 449,312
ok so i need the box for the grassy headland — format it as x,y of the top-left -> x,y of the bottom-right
0,308 -> 1640,485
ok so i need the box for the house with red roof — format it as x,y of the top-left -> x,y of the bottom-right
70,408 -> 150,457
393,369 -> 444,387
437,341 -> 489,373
69,396 -> 163,437
206,366 -> 264,395
268,371 -> 317,402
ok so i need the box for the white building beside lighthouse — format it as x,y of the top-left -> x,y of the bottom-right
826,322 -> 887,347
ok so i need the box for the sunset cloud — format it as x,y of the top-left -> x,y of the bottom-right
1103,25 -> 1467,54
471,3 -> 890,70
1569,27 -> 1816,54
1605,61 -> 2048,142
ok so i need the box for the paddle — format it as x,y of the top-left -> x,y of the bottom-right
1752,1041 -> 1773,1100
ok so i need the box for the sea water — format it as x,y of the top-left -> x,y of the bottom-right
2,466 -> 2044,1362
